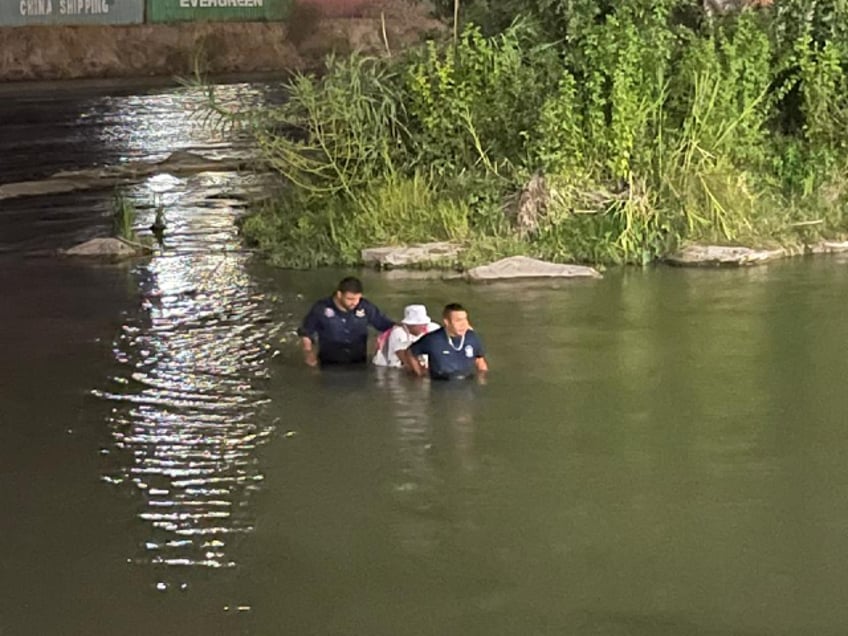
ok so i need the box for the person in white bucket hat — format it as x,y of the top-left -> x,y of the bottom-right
373,304 -> 439,368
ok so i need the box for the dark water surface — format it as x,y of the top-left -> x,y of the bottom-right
2,81 -> 848,636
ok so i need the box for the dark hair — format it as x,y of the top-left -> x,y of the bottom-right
442,302 -> 467,318
337,276 -> 363,294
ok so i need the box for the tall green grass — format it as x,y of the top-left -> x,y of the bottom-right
111,192 -> 138,242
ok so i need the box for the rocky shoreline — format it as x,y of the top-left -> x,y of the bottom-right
13,155 -> 845,273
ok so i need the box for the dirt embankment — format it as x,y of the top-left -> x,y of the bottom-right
0,1 -> 443,82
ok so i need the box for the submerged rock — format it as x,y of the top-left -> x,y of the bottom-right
0,151 -> 252,201
0,178 -> 82,199
465,256 -> 602,282
60,237 -> 151,261
361,242 -> 463,268
151,151 -> 248,176
666,245 -> 786,266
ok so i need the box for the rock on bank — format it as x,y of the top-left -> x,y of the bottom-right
0,1 -> 442,81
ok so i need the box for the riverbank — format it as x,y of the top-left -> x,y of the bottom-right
0,1 -> 442,81
232,3 -> 848,270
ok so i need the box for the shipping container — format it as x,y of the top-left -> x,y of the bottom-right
145,0 -> 290,22
0,0 -> 143,25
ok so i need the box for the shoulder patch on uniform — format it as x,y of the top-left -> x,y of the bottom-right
355,308 -> 366,318
324,307 -> 335,318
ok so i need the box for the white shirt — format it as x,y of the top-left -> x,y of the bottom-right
372,322 -> 440,368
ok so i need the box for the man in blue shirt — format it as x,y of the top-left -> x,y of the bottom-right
298,276 -> 395,366
399,303 -> 489,380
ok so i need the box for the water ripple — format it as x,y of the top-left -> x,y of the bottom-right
98,249 -> 280,570
41,82 -> 293,574
0,81 -> 279,185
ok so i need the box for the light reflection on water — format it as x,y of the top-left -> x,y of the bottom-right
97,248 -> 281,569
1,81 -> 286,258
86,82 -> 270,165
94,163 -> 284,572
0,81 -> 277,187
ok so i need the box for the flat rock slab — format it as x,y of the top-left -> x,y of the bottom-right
666,245 -> 786,266
808,240 -> 848,254
0,178 -> 84,199
0,151 -> 252,201
61,237 -> 150,260
465,256 -> 602,281
361,242 -> 463,268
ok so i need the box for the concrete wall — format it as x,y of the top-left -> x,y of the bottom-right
0,1 -> 442,81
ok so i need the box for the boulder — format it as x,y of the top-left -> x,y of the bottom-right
465,256 -> 602,282
361,242 -> 463,268
60,237 -> 151,260
666,245 -> 786,267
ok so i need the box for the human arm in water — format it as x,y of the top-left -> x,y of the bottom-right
397,348 -> 426,377
300,337 -> 318,367
297,304 -> 322,367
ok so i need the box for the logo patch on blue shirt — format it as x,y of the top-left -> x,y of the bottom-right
355,308 -> 366,318
465,345 -> 474,358
324,307 -> 335,318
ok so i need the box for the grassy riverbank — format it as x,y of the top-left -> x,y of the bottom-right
219,0 -> 848,268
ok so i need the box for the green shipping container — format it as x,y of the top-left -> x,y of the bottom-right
146,0 -> 290,22
0,0 -> 143,25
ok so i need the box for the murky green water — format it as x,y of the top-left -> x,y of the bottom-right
2,81 -> 848,636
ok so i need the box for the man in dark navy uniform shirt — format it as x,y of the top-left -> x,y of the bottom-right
399,303 -> 489,379
298,277 -> 395,366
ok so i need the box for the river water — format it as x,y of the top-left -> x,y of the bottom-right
2,81 -> 848,636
